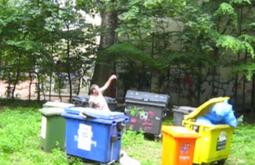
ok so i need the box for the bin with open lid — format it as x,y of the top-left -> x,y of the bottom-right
183,97 -> 235,164
62,107 -> 129,164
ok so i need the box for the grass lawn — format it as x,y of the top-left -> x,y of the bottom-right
0,106 -> 255,165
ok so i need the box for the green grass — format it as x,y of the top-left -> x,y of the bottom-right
0,107 -> 83,165
226,124 -> 255,165
0,106 -> 255,165
122,131 -> 161,165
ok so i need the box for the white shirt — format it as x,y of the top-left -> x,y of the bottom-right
89,94 -> 110,111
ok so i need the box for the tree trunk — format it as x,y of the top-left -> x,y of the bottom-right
77,77 -> 81,95
150,71 -> 160,93
242,51 -> 248,108
66,38 -> 73,102
196,65 -> 202,105
242,76 -> 246,108
49,45 -> 54,101
150,33 -> 160,93
211,48 -> 219,97
234,6 -> 243,107
57,76 -> 62,102
251,74 -> 255,108
6,72 -> 12,98
91,7 -> 118,97
28,72 -> 33,100
12,65 -> 20,99
49,72 -> 52,101
36,73 -> 41,101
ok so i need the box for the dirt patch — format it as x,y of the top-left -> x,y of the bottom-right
0,106 -> 6,110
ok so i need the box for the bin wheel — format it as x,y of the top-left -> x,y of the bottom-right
199,159 -> 226,165
217,159 -> 226,165
67,155 -> 77,165
154,133 -> 162,140
99,161 -> 116,165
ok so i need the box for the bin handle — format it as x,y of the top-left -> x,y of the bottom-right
79,112 -> 95,119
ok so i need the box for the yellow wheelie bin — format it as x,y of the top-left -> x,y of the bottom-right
182,97 -> 234,164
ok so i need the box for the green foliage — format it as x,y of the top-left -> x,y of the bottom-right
0,98 -> 44,108
106,41 -> 213,72
233,63 -> 255,80
214,2 -> 237,19
104,43 -> 155,68
0,0 -> 255,102
216,35 -> 255,57
0,0 -> 97,98
122,130 -> 145,147
115,0 -> 255,99
230,0 -> 251,6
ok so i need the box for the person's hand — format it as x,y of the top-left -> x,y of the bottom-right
110,74 -> 117,80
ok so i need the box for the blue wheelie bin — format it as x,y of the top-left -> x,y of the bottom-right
62,107 -> 129,164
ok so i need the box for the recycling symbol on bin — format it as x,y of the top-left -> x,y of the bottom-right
180,143 -> 191,154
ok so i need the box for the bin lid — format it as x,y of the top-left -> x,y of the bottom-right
162,126 -> 200,138
64,107 -> 126,120
172,106 -> 196,114
125,90 -> 170,107
43,101 -> 74,108
72,95 -> 89,102
39,107 -> 64,116
184,97 -> 229,121
104,96 -> 117,104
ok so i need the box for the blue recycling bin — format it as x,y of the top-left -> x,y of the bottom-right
62,107 -> 129,164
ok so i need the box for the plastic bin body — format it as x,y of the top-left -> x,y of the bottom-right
173,106 -> 195,126
39,102 -> 74,152
62,107 -> 128,164
183,97 -> 234,164
183,121 -> 233,164
40,114 -> 65,151
125,103 -> 164,136
125,90 -> 170,136
161,126 -> 199,165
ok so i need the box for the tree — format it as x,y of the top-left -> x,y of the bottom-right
98,0 -> 255,106
0,0 -> 97,101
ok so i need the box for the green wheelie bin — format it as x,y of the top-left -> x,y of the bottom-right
39,102 -> 74,152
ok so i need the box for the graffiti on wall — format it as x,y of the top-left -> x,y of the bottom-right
161,67 -> 253,107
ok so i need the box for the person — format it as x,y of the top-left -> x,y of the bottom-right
88,74 -> 117,111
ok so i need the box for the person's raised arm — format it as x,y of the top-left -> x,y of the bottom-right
99,74 -> 117,92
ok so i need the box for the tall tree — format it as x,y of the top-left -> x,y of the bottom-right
87,1 -> 118,97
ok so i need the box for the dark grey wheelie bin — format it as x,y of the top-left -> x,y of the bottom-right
125,90 -> 170,137
172,106 -> 195,126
